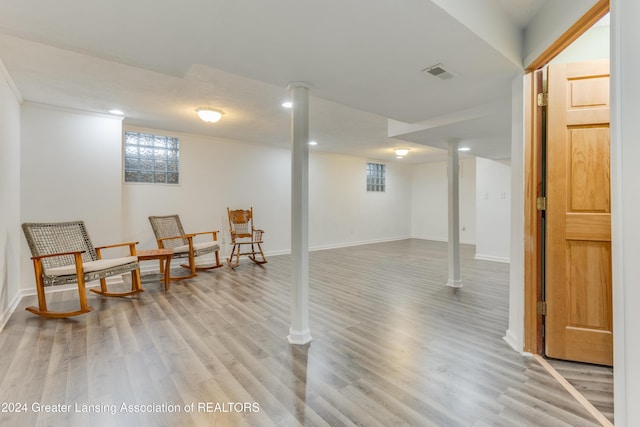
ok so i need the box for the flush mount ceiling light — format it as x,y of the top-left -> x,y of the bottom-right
309,141 -> 318,146
109,109 -> 124,115
196,107 -> 224,123
282,101 -> 293,108
394,148 -> 410,158
458,147 -> 470,152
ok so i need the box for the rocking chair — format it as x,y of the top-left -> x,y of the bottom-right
148,214 -> 222,280
227,207 -> 267,268
21,221 -> 143,318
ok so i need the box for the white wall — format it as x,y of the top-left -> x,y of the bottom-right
523,0 -> 600,66
310,152 -> 412,249
123,126 -> 413,259
551,22 -> 609,64
411,158 -> 476,244
122,126 -> 292,258
506,73 -> 526,353
20,104 -> 123,292
612,0 -> 640,424
0,61 -> 21,328
475,157 -> 511,262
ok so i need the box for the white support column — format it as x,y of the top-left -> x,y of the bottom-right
447,139 -> 463,288
287,81 -> 312,345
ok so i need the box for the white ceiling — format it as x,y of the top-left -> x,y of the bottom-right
0,0 -> 548,163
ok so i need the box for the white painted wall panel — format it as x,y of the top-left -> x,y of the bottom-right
411,158 -> 476,244
475,157 -> 511,262
20,104 -> 123,291
0,62 -> 22,327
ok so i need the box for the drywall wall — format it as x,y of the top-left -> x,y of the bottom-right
20,103 -> 124,292
475,157 -> 511,262
523,0 -> 600,66
0,61 -> 21,328
309,152 -> 412,249
123,126 -> 413,260
121,127 -> 292,258
611,0 -> 640,424
411,158 -> 476,244
505,73 -> 526,353
551,21 -> 609,64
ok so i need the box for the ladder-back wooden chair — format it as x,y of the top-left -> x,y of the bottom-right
227,207 -> 267,268
21,221 -> 143,318
148,215 -> 222,280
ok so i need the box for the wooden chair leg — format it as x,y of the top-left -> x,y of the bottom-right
228,243 -> 241,268
26,276 -> 94,318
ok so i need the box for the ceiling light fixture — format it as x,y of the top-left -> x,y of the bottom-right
458,147 -> 470,152
394,148 -> 410,158
309,141 -> 318,146
109,109 -> 124,115
196,107 -> 224,123
282,101 -> 293,108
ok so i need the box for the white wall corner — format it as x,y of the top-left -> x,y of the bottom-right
0,58 -> 23,103
503,329 -> 523,354
474,254 -> 510,263
0,290 -> 24,332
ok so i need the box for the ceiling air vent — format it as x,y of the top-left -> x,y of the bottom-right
422,63 -> 455,80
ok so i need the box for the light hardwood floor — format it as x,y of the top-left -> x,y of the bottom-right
0,239 -> 609,426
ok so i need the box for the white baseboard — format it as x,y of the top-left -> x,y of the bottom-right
411,235 -> 476,245
0,291 -> 23,332
475,253 -> 510,263
503,329 -> 522,354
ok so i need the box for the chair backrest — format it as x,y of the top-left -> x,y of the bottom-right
22,221 -> 98,270
228,208 -> 253,238
148,215 -> 188,249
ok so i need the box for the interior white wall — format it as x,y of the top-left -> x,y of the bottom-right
551,22 -> 609,64
20,104 -> 123,292
411,158 -> 476,244
122,126 -> 292,258
123,126 -> 413,260
611,0 -> 639,424
523,0 -> 600,66
0,61 -> 22,328
309,152 -> 412,250
505,73 -> 526,353
475,157 -> 511,262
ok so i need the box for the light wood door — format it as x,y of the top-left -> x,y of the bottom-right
545,59 -> 612,366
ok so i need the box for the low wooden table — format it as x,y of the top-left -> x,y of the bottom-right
137,248 -> 173,291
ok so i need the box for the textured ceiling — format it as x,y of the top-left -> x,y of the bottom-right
0,0 -> 548,163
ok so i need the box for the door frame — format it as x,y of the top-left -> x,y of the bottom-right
522,0 -> 610,354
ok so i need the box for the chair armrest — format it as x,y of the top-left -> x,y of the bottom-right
95,241 -> 140,258
156,234 -> 194,249
31,251 -> 86,278
31,250 -> 85,261
94,241 -> 139,250
191,230 -> 219,240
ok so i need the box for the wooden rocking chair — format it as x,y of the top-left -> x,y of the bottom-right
227,207 -> 267,268
21,221 -> 143,318
148,214 -> 222,280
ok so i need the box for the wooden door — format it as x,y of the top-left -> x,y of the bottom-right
545,59 -> 612,366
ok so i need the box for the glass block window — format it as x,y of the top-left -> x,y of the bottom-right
366,162 -> 385,192
124,131 -> 179,184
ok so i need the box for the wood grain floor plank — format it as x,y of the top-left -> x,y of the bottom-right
0,239 -> 613,426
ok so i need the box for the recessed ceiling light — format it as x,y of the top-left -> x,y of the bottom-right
282,101 -> 293,108
109,109 -> 124,115
458,147 -> 470,151
309,141 -> 318,146
394,148 -> 410,157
